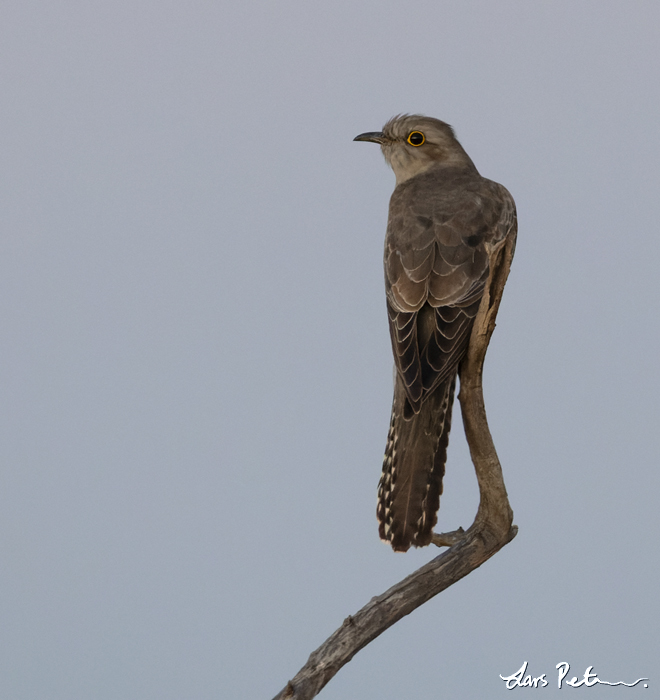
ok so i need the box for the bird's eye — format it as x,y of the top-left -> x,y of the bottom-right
407,131 -> 425,146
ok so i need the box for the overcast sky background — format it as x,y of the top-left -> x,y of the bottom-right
1,1 -> 658,698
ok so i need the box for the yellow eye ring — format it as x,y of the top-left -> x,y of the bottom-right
407,131 -> 425,146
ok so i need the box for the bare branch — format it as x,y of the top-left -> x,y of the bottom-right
271,234 -> 518,700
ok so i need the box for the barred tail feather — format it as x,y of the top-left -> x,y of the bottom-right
377,373 -> 456,552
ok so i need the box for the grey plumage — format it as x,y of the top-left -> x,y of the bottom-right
355,115 -> 517,552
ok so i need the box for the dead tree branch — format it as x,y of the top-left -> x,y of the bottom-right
272,234 -> 518,700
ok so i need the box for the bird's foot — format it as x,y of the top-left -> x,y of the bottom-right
431,527 -> 465,548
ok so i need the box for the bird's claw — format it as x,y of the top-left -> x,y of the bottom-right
431,527 -> 465,548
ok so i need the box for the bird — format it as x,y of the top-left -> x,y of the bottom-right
354,115 -> 517,552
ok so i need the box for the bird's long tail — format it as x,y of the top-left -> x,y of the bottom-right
377,373 -> 456,552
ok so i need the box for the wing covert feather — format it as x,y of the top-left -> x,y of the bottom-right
384,167 -> 516,410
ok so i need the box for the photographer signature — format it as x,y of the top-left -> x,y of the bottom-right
499,661 -> 648,689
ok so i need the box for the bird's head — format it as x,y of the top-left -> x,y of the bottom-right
354,114 -> 475,185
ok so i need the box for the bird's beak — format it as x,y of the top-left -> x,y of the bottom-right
353,131 -> 386,144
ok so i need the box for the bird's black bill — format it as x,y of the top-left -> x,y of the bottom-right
353,131 -> 386,144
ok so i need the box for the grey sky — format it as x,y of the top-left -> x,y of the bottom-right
1,1 -> 658,697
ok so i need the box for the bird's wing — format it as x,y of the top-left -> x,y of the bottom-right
384,173 -> 515,410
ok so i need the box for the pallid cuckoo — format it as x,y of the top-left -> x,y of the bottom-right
355,115 -> 516,552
